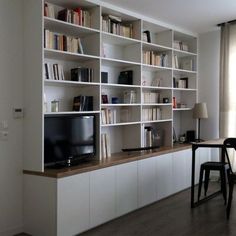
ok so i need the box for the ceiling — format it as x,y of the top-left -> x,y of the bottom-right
100,0 -> 236,33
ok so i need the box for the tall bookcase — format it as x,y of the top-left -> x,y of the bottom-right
23,0 -> 198,172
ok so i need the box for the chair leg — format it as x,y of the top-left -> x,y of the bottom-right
220,169 -> 227,205
198,166 -> 204,201
227,178 -> 234,219
204,169 -> 210,196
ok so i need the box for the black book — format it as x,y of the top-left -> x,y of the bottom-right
180,77 -> 188,88
143,30 -> 151,43
118,70 -> 133,85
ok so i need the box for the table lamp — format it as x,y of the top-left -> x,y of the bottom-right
193,103 -> 208,142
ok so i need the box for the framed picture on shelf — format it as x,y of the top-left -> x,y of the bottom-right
102,94 -> 108,104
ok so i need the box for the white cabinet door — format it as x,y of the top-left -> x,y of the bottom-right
172,150 -> 189,193
57,173 -> 90,236
116,161 -> 138,217
138,156 -> 157,207
185,149 -> 192,188
156,153 -> 173,200
90,166 -> 116,228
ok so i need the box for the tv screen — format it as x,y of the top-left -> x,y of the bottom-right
44,115 -> 95,167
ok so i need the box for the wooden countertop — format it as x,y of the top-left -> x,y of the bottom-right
23,143 -> 191,178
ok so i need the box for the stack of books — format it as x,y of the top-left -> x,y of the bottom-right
44,63 -> 65,80
101,108 -> 117,124
58,8 -> 91,27
44,29 -> 83,54
143,51 -> 168,67
143,92 -> 160,104
173,40 -> 189,52
142,107 -> 161,121
44,2 -> 91,27
73,95 -> 93,111
102,14 -> 133,38
173,77 -> 188,88
44,2 -> 55,18
71,67 -> 94,82
101,133 -> 111,159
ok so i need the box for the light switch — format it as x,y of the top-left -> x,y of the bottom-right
13,108 -> 24,119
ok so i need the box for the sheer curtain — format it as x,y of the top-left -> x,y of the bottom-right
220,23 -> 236,169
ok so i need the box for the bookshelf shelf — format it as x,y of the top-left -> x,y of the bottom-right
23,0 -> 198,172
173,108 -> 192,111
173,48 -> 197,57
101,83 -> 141,88
173,68 -> 197,74
172,88 -> 197,91
102,31 -> 141,46
141,63 -> 172,70
44,80 -> 100,87
44,111 -> 100,116
44,17 -> 100,36
101,103 -> 141,107
142,41 -> 172,52
101,121 -> 141,127
142,103 -> 172,106
44,48 -> 100,61
142,86 -> 172,90
141,119 -> 172,124
101,57 -> 141,66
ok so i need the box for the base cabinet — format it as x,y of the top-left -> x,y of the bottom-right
138,157 -> 157,207
57,173 -> 90,236
156,153 -> 173,200
24,148 -> 210,236
90,166 -> 116,228
116,162 -> 138,217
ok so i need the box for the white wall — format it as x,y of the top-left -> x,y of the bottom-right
198,29 -> 221,140
0,1 -> 23,235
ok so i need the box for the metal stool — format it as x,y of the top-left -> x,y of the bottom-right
197,161 -> 230,204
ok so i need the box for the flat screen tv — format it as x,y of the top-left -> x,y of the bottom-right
44,115 -> 96,167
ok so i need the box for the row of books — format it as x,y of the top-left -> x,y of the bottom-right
143,92 -> 160,104
143,51 -> 168,67
44,63 -> 65,80
173,77 -> 189,88
101,108 -> 117,125
102,15 -> 133,38
173,40 -> 189,52
44,2 -> 55,18
72,95 -> 93,111
44,2 -> 91,28
71,67 -> 94,82
101,133 -> 111,159
44,29 -> 84,54
58,8 -> 91,28
143,126 -> 162,147
173,55 -> 195,71
142,108 -> 162,121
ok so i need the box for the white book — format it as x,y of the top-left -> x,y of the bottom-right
101,133 -> 106,159
105,133 -> 111,158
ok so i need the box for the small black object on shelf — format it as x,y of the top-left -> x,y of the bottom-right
122,146 -> 160,152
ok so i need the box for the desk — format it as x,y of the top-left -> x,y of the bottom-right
191,139 -> 225,208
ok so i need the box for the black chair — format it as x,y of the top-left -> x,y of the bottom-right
224,138 -> 236,219
197,161 -> 230,204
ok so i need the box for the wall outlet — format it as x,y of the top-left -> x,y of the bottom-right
0,131 -> 8,141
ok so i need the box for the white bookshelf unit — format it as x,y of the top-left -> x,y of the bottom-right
23,0 -> 198,172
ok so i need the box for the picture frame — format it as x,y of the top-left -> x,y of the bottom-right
101,94 -> 108,104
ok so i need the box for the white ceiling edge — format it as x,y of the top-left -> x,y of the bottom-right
87,0 -> 198,37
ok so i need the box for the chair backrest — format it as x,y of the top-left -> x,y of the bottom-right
223,138 -> 236,173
